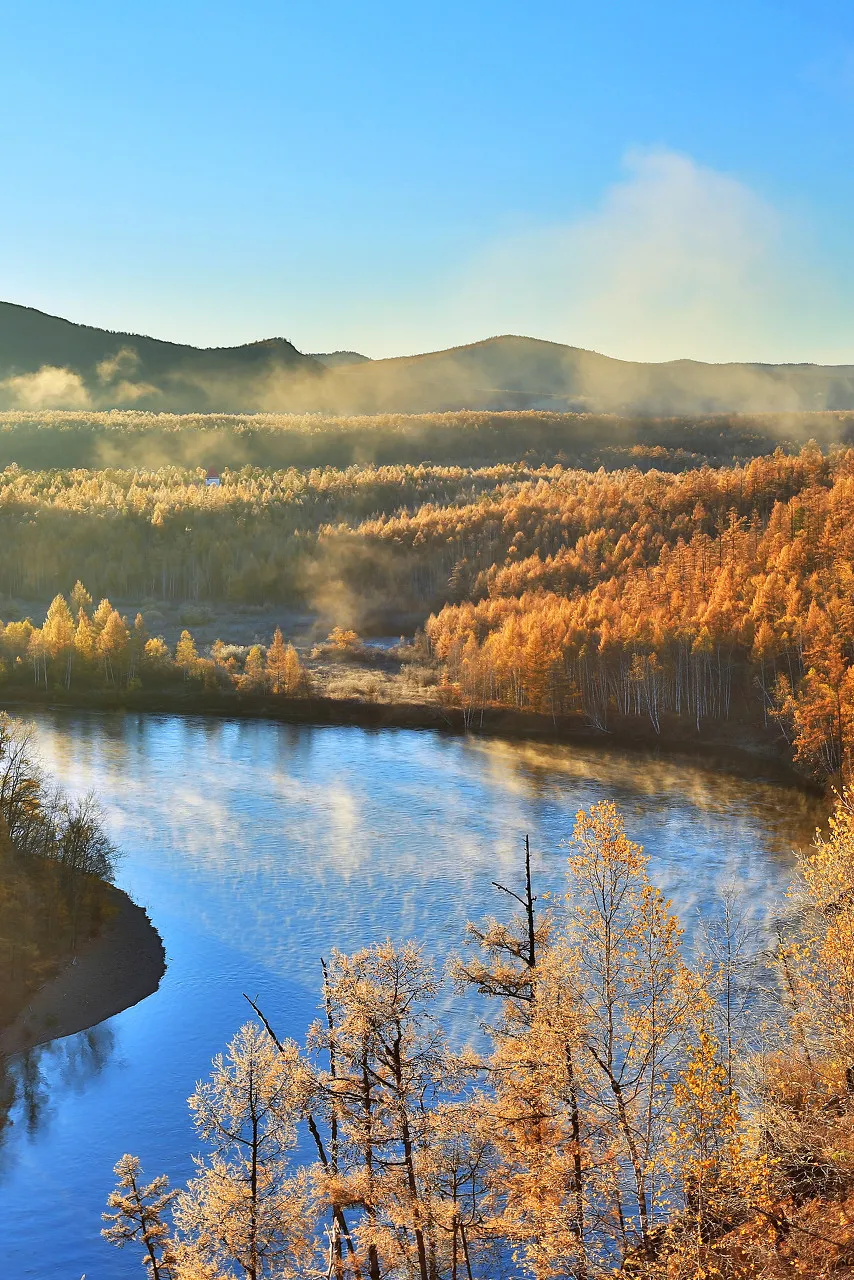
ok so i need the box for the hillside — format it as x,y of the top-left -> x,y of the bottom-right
0,301 -> 323,411
318,335 -> 854,415
3,301 -> 854,414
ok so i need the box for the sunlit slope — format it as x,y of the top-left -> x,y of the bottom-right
317,335 -> 854,414
3,303 -> 854,413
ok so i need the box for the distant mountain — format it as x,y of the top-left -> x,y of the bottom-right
0,302 -> 323,411
2,302 -> 854,416
309,351 -> 371,368
315,335 -> 854,416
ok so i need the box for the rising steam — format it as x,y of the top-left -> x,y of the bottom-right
453,148 -> 851,365
0,366 -> 92,409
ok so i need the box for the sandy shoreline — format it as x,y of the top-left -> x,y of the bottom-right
0,885 -> 166,1058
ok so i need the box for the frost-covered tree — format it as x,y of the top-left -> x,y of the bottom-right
172,1021 -> 318,1280
102,1154 -> 177,1279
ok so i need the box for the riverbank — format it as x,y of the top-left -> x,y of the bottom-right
0,686 -> 818,791
0,884 -> 166,1058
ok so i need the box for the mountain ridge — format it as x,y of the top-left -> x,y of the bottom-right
2,300 -> 854,415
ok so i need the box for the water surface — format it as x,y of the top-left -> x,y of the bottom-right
0,713 -> 825,1278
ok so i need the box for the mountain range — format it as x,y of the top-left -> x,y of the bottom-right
2,300 -> 854,416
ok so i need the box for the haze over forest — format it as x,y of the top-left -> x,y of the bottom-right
4,300 -> 854,417
8,2 -> 854,1275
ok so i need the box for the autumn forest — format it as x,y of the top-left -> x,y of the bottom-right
11,1 -> 854,1273
5,409 -> 854,1278
2,426 -> 854,787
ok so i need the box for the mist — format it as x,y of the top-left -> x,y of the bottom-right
4,335 -> 854,421
0,365 -> 92,409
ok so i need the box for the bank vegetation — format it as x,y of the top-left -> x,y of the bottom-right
0,714 -> 116,1034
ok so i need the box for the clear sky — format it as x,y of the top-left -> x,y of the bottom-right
2,0 -> 853,361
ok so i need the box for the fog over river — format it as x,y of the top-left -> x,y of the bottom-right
0,713 -> 827,1278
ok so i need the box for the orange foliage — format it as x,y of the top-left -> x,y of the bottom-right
425,446 -> 854,782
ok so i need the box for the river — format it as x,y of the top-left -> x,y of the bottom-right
0,712 -> 826,1278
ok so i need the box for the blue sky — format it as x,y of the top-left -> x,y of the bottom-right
2,0 -> 853,360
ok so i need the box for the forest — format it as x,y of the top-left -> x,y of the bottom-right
103,796 -> 854,1280
425,445 -> 854,787
0,714 -> 115,1031
12,6 -> 854,1278
1,406 -> 853,472
1,441 -> 854,787
3,426 -> 854,1276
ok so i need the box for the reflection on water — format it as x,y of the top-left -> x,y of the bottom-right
0,713 -> 829,1278
0,1026 -> 115,1163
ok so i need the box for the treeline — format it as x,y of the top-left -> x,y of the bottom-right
0,444 -> 841,610
5,445 -> 854,781
1,406 -> 852,472
0,585 -> 310,699
104,798 -> 854,1279
425,445 -> 854,785
0,715 -> 115,1028
0,462 -> 537,603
